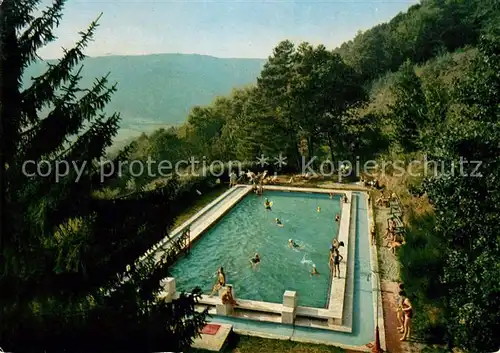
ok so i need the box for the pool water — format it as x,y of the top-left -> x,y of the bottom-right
207,193 -> 376,348
169,191 -> 342,308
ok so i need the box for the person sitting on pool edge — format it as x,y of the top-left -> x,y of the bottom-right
311,264 -> 320,276
288,239 -> 302,248
221,285 -> 238,306
209,267 -> 226,297
264,198 -> 271,210
250,253 -> 260,266
275,218 -> 284,227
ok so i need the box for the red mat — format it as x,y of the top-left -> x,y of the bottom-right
201,324 -> 221,335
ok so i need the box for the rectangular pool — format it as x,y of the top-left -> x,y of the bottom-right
169,191 -> 342,308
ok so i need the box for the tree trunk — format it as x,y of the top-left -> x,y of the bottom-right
288,131 -> 301,171
327,132 -> 335,165
307,136 -> 315,168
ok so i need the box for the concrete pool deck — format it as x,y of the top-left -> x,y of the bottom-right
157,187 -> 385,351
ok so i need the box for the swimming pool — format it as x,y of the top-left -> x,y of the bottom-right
169,191 -> 342,308
204,192 -> 380,351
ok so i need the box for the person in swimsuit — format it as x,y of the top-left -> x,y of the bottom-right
250,253 -> 260,266
209,267 -> 226,297
388,233 -> 405,254
343,194 -> 349,203
400,294 -> 413,341
264,198 -> 271,210
275,218 -> 284,227
396,289 -> 406,331
335,214 -> 340,222
329,193 -> 333,199
329,240 -> 343,268
317,206 -> 321,212
311,264 -> 320,276
331,239 -> 344,251
288,239 -> 301,248
331,248 -> 343,278
221,285 -> 237,306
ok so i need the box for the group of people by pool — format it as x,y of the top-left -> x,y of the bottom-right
209,267 -> 238,305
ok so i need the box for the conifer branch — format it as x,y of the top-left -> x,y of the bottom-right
19,0 -> 65,68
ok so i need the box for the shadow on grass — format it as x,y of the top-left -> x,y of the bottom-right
188,333 -> 347,353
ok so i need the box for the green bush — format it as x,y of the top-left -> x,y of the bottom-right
399,212 -> 448,344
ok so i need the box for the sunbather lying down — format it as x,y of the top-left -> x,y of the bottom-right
265,175 -> 278,184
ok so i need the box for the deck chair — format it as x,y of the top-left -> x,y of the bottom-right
389,198 -> 403,216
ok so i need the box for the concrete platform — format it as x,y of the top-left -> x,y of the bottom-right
191,323 -> 233,352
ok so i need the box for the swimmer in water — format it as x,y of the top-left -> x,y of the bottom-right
317,206 -> 321,212
311,264 -> 320,276
288,239 -> 302,249
264,198 -> 271,210
250,253 -> 260,266
335,214 -> 340,222
329,193 -> 333,199
275,218 -> 284,227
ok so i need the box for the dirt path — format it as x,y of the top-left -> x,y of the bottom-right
374,204 -> 411,353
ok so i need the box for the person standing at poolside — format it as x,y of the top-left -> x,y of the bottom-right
332,239 -> 344,251
396,285 -> 406,331
229,171 -> 237,188
331,248 -> 343,278
400,292 -> 413,341
329,239 -> 343,269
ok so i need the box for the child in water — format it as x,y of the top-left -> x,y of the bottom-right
264,198 -> 271,210
317,206 -> 321,212
275,218 -> 284,227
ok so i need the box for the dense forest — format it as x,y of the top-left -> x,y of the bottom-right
1,0 -> 499,352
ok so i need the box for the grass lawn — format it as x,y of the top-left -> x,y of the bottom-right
172,185 -> 228,228
188,334 -> 347,353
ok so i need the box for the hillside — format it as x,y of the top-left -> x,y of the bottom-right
24,54 -> 265,142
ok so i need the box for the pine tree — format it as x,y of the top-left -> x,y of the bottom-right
0,0 -> 205,351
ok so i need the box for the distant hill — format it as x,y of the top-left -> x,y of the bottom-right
24,53 -> 265,142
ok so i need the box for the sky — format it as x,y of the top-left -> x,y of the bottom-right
38,0 -> 419,59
